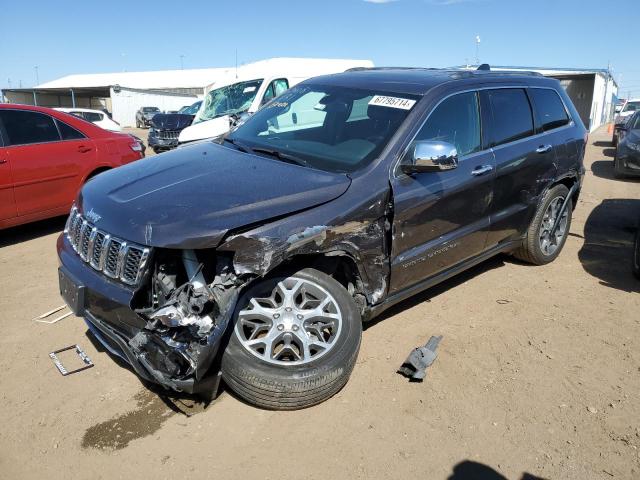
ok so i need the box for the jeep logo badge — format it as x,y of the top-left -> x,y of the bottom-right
86,208 -> 102,223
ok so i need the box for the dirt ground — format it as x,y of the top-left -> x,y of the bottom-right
0,127 -> 638,480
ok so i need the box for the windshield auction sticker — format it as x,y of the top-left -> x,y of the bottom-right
368,95 -> 416,110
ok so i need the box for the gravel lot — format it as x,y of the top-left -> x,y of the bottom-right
0,127 -> 638,480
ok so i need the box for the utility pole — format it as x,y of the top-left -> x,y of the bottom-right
34,65 -> 39,86
475,35 -> 480,65
180,54 -> 185,70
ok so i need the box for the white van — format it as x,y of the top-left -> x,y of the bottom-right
178,57 -> 373,144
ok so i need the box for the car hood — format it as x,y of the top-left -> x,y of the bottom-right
178,116 -> 230,143
78,143 -> 351,249
150,113 -> 194,130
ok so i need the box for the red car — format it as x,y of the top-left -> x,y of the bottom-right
0,104 -> 144,229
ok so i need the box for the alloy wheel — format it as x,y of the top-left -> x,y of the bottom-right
538,196 -> 568,256
234,276 -> 343,365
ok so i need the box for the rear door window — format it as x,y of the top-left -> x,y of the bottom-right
486,89 -> 534,146
530,88 -> 570,131
0,110 -> 61,146
56,119 -> 86,140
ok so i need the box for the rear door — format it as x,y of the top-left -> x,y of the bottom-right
0,109 -> 94,216
482,87 -> 557,247
389,91 -> 495,293
0,124 -> 16,222
528,87 -> 575,172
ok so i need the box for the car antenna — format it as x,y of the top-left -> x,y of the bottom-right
477,63 -> 490,71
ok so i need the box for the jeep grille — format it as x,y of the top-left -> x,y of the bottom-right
65,206 -> 151,286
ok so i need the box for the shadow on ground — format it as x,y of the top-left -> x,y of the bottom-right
591,160 -> 640,183
593,140 -> 612,147
0,216 -> 66,248
448,460 -> 547,480
578,198 -> 640,293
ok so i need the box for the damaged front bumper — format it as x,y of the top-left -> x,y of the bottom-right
56,234 -> 232,394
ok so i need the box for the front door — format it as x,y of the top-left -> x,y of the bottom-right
0,109 -> 89,217
389,91 -> 495,294
0,144 -> 16,222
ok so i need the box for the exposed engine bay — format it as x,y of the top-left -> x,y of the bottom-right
130,250 -> 247,393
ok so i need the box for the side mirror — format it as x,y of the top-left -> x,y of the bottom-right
615,106 -> 622,113
401,141 -> 458,174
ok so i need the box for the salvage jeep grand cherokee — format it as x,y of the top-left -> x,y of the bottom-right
58,67 -> 586,409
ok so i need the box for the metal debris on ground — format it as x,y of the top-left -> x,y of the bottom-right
397,335 -> 443,382
49,345 -> 94,376
34,305 -> 71,324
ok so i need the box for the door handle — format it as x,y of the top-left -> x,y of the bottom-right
0,159 -> 6,164
77,146 -> 93,153
471,165 -> 493,176
536,144 -> 552,154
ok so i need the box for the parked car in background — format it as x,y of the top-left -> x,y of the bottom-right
614,110 -> 640,177
179,101 -> 202,115
58,67 -> 586,410
613,98 -> 640,146
178,58 -> 373,144
56,107 -> 122,132
136,107 -> 161,128
148,101 -> 202,153
0,104 -> 144,229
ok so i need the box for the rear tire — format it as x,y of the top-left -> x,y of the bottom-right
513,184 -> 572,265
221,268 -> 362,410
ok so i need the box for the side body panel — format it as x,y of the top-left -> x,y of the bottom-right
0,143 -> 16,222
10,139 -> 97,216
388,148 -> 495,293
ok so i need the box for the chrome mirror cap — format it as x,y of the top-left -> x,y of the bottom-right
403,140 -> 459,173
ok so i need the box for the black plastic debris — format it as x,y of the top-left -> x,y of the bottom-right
397,335 -> 443,382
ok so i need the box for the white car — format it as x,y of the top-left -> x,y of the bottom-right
55,107 -> 122,132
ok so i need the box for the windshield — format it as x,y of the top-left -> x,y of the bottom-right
143,107 -> 159,113
227,84 -> 419,173
194,79 -> 263,124
622,101 -> 640,113
179,101 -> 201,115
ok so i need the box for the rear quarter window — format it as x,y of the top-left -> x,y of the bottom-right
530,88 -> 570,131
0,110 -> 61,146
486,89 -> 534,147
56,119 -> 86,140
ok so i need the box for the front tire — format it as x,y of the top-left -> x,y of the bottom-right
221,268 -> 362,410
513,184 -> 572,265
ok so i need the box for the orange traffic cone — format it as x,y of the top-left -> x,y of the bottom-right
607,123 -> 614,134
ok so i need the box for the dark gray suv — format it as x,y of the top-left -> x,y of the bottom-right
58,67 -> 586,409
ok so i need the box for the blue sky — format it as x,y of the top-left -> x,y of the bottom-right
1,0 -> 638,97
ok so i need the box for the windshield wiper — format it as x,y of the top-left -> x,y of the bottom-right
223,137 -> 253,154
250,147 -> 309,168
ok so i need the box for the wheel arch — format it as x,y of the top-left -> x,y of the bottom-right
259,251 -> 371,317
